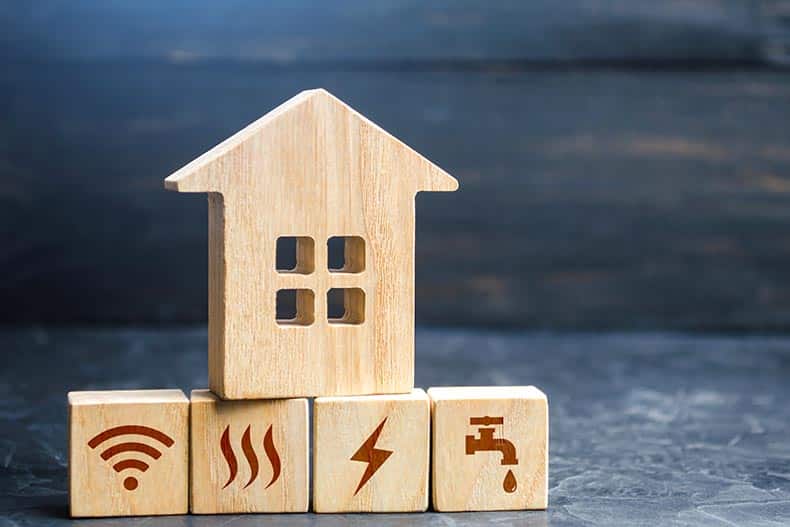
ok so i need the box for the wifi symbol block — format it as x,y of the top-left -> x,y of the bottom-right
69,390 -> 189,517
189,390 -> 309,514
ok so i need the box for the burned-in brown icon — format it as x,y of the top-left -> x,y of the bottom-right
465,416 -> 518,493
88,425 -> 175,491
219,424 -> 281,489
350,417 -> 393,495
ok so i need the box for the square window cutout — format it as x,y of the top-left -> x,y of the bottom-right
276,289 -> 314,326
327,288 -> 365,325
328,236 -> 365,273
276,237 -> 314,274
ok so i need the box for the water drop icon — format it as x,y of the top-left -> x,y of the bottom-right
503,469 -> 517,493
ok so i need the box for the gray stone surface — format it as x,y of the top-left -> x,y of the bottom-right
1,328 -> 789,525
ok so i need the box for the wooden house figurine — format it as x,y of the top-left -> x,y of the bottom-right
165,89 -> 457,399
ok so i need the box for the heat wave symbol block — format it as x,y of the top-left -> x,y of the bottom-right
190,390 -> 309,514
68,390 -> 189,517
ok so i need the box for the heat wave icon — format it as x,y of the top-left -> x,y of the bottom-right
88,425 -> 175,491
220,424 -> 281,489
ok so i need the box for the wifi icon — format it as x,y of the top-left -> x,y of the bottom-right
88,425 -> 175,491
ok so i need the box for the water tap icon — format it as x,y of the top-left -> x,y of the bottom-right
465,416 -> 518,493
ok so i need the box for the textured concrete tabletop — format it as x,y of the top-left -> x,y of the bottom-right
1,328 -> 789,525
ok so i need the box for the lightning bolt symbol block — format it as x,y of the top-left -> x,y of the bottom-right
350,417 -> 393,495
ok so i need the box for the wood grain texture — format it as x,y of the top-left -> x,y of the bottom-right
428,386 -> 548,512
68,389 -> 189,517
165,88 -> 457,399
313,388 -> 430,512
189,390 -> 308,513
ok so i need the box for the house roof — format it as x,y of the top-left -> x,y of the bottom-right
164,88 -> 458,193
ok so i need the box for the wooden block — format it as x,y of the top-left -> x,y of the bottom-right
428,386 -> 548,512
68,389 -> 189,517
189,390 -> 309,513
313,388 -> 430,512
164,89 -> 458,399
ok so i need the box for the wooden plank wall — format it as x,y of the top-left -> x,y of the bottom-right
2,1 -> 790,330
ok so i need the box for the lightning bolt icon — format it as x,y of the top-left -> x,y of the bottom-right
350,417 -> 393,495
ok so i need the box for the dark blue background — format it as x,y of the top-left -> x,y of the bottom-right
3,1 -> 790,330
